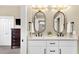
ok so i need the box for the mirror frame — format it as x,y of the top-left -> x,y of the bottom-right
33,10 -> 46,33
53,11 -> 66,34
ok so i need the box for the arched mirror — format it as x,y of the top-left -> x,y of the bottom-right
33,10 -> 46,34
53,11 -> 65,36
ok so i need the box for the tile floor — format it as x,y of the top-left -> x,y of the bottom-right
0,46 -> 20,54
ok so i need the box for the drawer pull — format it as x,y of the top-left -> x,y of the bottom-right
13,33 -> 15,34
50,43 -> 55,44
13,36 -> 15,38
50,50 -> 55,52
59,49 -> 61,54
44,49 -> 46,54
13,40 -> 15,41
13,43 -> 15,45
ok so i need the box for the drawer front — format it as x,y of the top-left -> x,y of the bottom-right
47,47 -> 59,54
28,41 -> 46,47
59,41 -> 77,47
47,41 -> 58,47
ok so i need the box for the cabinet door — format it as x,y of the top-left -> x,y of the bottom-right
59,47 -> 77,54
0,17 -> 14,45
28,47 -> 46,54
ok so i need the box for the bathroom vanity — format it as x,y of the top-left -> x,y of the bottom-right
28,36 -> 78,54
27,7 -> 78,54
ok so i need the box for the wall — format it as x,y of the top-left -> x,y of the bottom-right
27,5 -> 79,36
20,6 -> 27,54
0,5 -> 21,28
64,5 -> 79,36
0,5 -> 20,17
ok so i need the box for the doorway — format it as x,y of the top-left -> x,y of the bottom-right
0,16 -> 20,54
0,16 -> 14,45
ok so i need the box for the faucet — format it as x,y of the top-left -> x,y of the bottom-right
57,32 -> 64,37
35,33 -> 42,37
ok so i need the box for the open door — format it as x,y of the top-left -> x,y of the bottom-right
0,16 -> 14,46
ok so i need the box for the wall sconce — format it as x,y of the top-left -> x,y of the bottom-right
51,5 -> 70,12
32,5 -> 48,12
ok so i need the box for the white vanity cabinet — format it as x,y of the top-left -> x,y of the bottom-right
28,41 -> 47,54
28,37 -> 78,54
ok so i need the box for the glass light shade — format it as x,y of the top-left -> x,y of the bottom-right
32,5 -> 48,12
51,5 -> 70,11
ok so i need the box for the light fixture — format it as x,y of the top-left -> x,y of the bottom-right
51,5 -> 70,12
32,5 -> 48,12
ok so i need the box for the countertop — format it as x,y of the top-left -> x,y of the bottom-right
28,35 -> 78,41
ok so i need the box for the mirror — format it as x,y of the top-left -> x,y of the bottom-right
53,11 -> 65,35
33,10 -> 46,33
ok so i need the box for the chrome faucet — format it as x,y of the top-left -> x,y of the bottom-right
57,32 -> 64,37
35,33 -> 42,37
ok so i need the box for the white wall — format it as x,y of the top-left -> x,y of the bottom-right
20,6 -> 27,54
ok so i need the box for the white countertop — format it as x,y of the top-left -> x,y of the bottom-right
28,35 -> 78,41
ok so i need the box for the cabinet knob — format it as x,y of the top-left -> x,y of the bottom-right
50,42 -> 55,44
13,33 -> 15,34
13,40 -> 15,41
13,43 -> 15,45
44,49 -> 46,54
59,49 -> 61,54
22,39 -> 23,42
13,36 -> 15,38
50,50 -> 55,52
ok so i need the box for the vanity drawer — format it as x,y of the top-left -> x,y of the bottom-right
28,41 -> 46,47
47,41 -> 58,47
59,41 -> 77,47
47,47 -> 59,54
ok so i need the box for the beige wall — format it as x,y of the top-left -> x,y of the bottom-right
0,5 -> 20,18
0,6 -> 21,28
27,5 -> 79,36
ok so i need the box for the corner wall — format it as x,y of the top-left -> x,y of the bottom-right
20,6 -> 27,54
